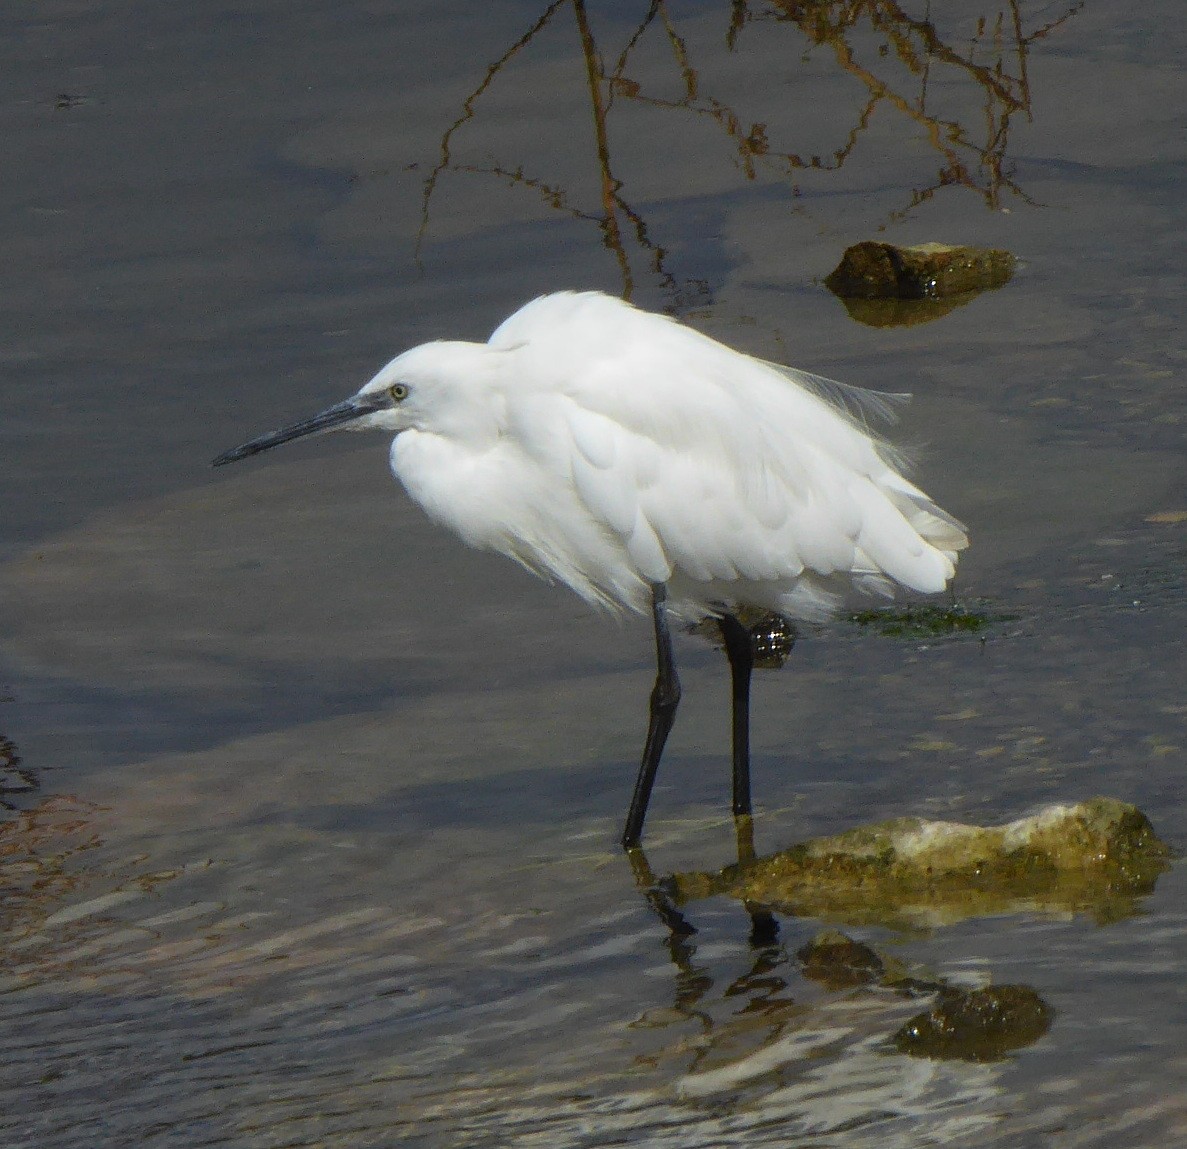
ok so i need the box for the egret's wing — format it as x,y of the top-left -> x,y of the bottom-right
495,292 -> 965,616
548,381 -> 864,594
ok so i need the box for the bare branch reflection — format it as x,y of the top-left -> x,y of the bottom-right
742,0 -> 1086,218
418,0 -> 1081,306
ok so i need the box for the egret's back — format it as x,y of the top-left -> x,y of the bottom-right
396,292 -> 966,623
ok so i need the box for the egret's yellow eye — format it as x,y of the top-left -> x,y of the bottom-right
389,383 -> 409,402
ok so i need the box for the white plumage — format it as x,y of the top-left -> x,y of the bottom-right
214,290 -> 967,846
381,291 -> 965,620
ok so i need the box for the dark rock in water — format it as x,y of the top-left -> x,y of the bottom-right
893,984 -> 1054,1061
825,241 -> 1015,326
826,241 -> 1016,299
796,929 -> 885,989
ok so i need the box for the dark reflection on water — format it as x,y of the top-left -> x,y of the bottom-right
0,734 -> 39,808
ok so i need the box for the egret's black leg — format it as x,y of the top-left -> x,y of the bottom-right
717,612 -> 755,818
622,584 -> 681,848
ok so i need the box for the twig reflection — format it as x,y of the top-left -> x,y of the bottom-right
417,0 -> 1081,305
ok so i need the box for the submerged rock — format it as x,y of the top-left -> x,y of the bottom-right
792,927 -> 1054,1060
671,798 -> 1171,929
795,929 -> 885,989
893,985 -> 1054,1062
790,929 -> 1054,1060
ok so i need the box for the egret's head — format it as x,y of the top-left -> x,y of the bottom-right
356,340 -> 503,439
212,340 -> 497,467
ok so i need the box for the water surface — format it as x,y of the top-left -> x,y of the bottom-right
2,2 -> 1186,1145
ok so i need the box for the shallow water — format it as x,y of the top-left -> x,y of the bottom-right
3,2 -> 1187,1145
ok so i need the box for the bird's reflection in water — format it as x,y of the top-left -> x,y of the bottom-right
627,818 -> 808,1080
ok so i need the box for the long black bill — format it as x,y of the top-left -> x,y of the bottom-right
212,395 -> 390,467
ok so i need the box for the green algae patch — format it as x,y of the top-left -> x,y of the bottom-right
848,603 -> 999,638
670,798 -> 1171,930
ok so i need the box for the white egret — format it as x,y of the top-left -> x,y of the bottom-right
213,291 -> 967,847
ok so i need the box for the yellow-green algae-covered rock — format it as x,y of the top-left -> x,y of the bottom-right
671,798 -> 1170,929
